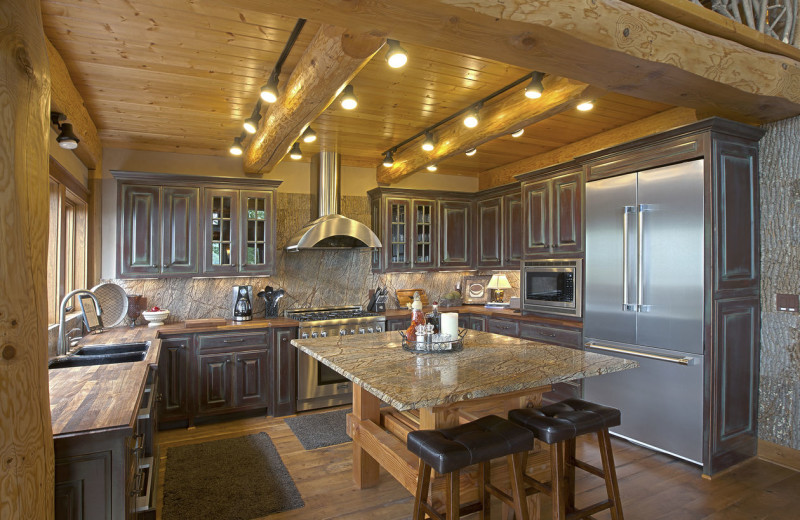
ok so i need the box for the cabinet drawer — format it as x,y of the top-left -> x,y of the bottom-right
487,319 -> 519,337
197,331 -> 269,351
519,323 -> 582,348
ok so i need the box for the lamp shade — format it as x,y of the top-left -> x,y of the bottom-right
487,274 -> 512,290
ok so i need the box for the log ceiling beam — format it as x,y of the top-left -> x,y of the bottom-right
243,25 -> 383,174
377,76 -> 604,184
46,38 -> 102,172
479,107 -> 699,190
233,0 -> 800,124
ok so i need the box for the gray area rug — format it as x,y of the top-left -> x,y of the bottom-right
284,408 -> 352,450
162,432 -> 304,520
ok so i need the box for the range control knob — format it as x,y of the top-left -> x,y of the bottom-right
321,331 -> 328,338
350,329 -> 356,335
339,329 -> 347,336
367,327 -> 374,333
301,332 -> 309,339
311,332 -> 318,339
375,326 -> 383,332
358,328 -> 365,334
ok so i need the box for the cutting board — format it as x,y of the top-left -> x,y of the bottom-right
396,289 -> 429,307
185,318 -> 227,328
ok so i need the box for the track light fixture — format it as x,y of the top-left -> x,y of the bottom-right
289,142 -> 303,160
421,131 -> 436,151
230,136 -> 244,156
511,128 -> 524,138
382,150 -> 395,167
50,112 -> 80,150
340,84 -> 358,110
243,111 -> 261,134
260,73 -> 280,104
385,39 -> 408,68
301,126 -> 317,143
524,71 -> 545,99
576,100 -> 595,111
463,104 -> 481,128
426,164 -> 438,172
465,148 -> 477,156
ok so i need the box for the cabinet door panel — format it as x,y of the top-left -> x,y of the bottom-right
197,353 -> 233,413
386,198 -> 411,270
370,197 -> 382,272
235,350 -> 269,408
504,192 -> 523,268
412,199 -> 437,268
387,319 -> 410,331
487,318 -> 520,337
157,336 -> 190,422
552,173 -> 582,252
162,187 -> 198,275
120,185 -> 160,277
240,190 -> 275,274
203,189 -> 239,274
272,327 -> 297,417
439,200 -> 472,268
469,316 -> 487,331
523,181 -> 550,256
477,197 -> 503,268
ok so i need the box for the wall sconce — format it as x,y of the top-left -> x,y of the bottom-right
51,112 -> 80,150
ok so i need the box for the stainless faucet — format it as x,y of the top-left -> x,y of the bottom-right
58,289 -> 102,356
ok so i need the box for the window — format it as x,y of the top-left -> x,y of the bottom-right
47,159 -> 88,324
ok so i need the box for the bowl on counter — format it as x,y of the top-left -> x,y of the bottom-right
141,309 -> 170,327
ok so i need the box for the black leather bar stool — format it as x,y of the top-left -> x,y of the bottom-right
508,398 -> 624,520
406,414 -> 534,520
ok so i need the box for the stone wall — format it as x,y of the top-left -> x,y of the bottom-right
758,115 -> 800,449
106,192 -> 518,325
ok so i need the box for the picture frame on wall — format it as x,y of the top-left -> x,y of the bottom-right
462,275 -> 492,304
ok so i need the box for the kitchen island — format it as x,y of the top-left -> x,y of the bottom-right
291,329 -> 637,510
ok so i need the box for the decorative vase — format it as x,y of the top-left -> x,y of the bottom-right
126,294 -> 146,328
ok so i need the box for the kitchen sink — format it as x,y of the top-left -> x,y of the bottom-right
49,351 -> 146,369
73,342 -> 149,356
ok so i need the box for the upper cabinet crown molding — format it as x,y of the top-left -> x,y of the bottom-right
111,171 -> 283,190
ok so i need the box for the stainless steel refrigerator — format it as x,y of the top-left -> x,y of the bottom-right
583,159 -> 705,465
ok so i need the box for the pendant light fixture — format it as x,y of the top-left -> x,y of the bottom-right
385,39 -> 408,68
340,84 -> 358,110
229,136 -> 244,156
426,164 -> 438,172
465,148 -> 477,156
51,112 -> 81,150
511,128 -> 524,137
576,100 -> 595,111
301,126 -> 317,143
243,111 -> 261,134
463,104 -> 481,128
289,142 -> 303,160
421,131 -> 436,151
524,71 -> 545,99
382,150 -> 395,167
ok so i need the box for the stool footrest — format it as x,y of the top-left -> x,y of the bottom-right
572,458 -> 605,479
522,472 -> 553,496
566,499 -> 613,520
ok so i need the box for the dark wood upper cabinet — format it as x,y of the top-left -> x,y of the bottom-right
119,184 -> 160,277
412,199 -> 437,269
162,187 -> 199,276
439,199 -> 472,268
239,190 -> 275,274
522,180 -> 550,256
385,197 -> 411,270
476,196 -> 503,268
203,188 -> 239,275
504,192 -> 523,268
520,165 -> 583,257
552,173 -> 582,252
370,196 -> 382,272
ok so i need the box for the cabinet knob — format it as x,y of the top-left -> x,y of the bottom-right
231,262 -> 237,267
151,263 -> 159,268
164,262 -> 171,268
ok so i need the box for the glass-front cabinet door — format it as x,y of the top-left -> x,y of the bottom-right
371,197 -> 382,271
204,189 -> 239,274
386,198 -> 410,270
240,190 -> 274,273
412,199 -> 436,269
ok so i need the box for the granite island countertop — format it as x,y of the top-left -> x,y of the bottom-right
291,330 -> 638,411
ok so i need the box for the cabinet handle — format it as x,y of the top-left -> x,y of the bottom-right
130,471 -> 144,497
223,339 -> 245,343
156,393 -> 163,402
537,331 -> 557,338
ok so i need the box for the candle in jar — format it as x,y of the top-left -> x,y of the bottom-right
440,312 -> 459,340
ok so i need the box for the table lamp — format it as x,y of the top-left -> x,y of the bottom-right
487,274 -> 512,303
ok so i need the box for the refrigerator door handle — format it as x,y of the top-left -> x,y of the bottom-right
637,204 -> 652,312
585,341 -> 695,365
622,206 -> 636,311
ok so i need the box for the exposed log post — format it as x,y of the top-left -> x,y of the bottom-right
243,25 -> 384,174
377,76 -> 604,184
478,107 -> 698,189
0,0 -> 55,518
46,38 -> 102,172
235,0 -> 800,123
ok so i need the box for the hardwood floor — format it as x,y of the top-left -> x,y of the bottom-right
155,410 -> 800,519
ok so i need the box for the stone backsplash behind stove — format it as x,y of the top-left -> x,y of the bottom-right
106,193 -> 519,325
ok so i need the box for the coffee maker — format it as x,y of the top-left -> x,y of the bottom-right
232,285 -> 253,321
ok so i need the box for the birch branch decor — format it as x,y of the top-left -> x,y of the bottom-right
691,0 -> 799,45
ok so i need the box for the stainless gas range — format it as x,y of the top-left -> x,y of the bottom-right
286,306 -> 386,411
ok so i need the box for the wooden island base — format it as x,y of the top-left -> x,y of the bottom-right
346,384 -> 552,516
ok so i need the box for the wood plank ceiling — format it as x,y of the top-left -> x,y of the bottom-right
41,0 -> 674,179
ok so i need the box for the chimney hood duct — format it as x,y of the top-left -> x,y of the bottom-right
285,151 -> 382,251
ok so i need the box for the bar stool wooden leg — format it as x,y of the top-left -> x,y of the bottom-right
478,461 -> 490,520
598,429 -> 624,520
414,461 -> 432,520
564,437 -> 577,514
551,442 -> 566,520
508,452 -> 529,520
446,469 -> 460,520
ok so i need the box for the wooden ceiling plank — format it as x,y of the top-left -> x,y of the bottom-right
480,107 -> 699,189
243,25 -> 384,174
237,0 -> 800,123
376,75 -> 605,183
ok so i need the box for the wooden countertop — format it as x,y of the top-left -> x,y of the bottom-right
292,330 -> 634,411
382,305 -> 582,329
156,316 -> 299,335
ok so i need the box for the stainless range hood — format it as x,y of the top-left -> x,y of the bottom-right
285,151 -> 382,251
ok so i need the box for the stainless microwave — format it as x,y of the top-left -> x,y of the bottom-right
521,259 -> 582,317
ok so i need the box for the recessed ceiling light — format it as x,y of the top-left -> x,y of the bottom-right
385,39 -> 408,68
576,100 -> 594,111
427,164 -> 438,172
289,142 -> 302,160
511,128 -> 524,138
301,126 -> 317,143
340,85 -> 358,110
421,131 -> 436,151
229,137 -> 244,156
465,148 -> 477,157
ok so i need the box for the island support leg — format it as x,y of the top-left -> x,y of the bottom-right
352,384 -> 381,488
